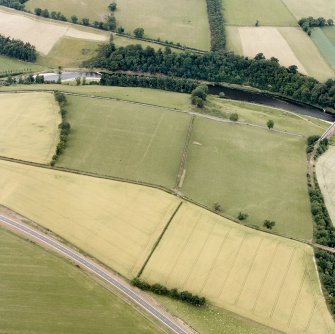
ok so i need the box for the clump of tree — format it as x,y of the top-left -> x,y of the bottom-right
131,278 -> 206,306
267,119 -> 274,129
0,34 -> 37,62
305,135 -> 329,158
0,0 -> 28,10
100,73 -> 197,93
35,8 -> 67,21
205,0 -> 225,52
229,113 -> 239,121
238,212 -> 248,221
86,43 -> 335,111
263,220 -> 276,229
191,84 -> 208,108
214,202 -> 222,212
108,2 -> 117,11
134,27 -> 144,38
51,92 -> 70,166
299,17 -> 334,35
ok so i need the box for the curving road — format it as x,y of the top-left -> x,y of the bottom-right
0,214 -> 190,334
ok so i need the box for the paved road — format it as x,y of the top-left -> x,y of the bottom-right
0,214 -> 190,334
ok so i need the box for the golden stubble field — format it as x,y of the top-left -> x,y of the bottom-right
0,92 -> 60,163
0,160 -> 180,278
0,7 -> 108,54
142,203 -> 335,334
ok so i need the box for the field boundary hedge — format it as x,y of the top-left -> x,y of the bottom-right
206,0 -> 226,51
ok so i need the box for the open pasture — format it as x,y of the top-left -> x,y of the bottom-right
182,117 -> 313,239
316,146 -> 335,226
282,0 -> 335,21
0,92 -> 60,163
142,203 -> 335,334
26,0 -> 211,50
57,95 -> 190,189
223,0 -> 297,26
0,55 -> 45,75
0,7 -> 108,55
212,98 -> 329,137
238,27 -> 306,74
0,160 -> 180,278
0,227 -> 164,334
311,28 -> 335,69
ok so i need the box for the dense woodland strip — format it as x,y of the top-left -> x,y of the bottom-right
0,34 -> 37,62
206,0 -> 226,52
306,137 -> 335,315
100,73 -> 197,93
0,0 -> 27,10
86,43 -> 335,110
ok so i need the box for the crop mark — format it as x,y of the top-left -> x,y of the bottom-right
199,228 -> 232,294
269,247 -> 297,319
234,237 -> 264,306
218,232 -> 247,301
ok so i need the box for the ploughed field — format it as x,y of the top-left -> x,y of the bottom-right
0,87 -> 334,333
0,227 -> 165,334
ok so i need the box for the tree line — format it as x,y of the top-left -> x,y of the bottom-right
206,0 -> 225,52
306,136 -> 335,315
100,73 -> 197,93
0,0 -> 27,10
131,278 -> 206,306
86,43 -> 335,110
299,17 -> 334,35
0,34 -> 37,62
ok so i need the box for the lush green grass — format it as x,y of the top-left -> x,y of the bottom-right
155,296 -> 281,334
211,98 -> 329,137
223,0 -> 297,26
182,117 -> 313,239
57,95 -> 190,188
0,55 -> 46,76
0,84 -> 192,110
26,0 -> 210,50
0,226 -> 165,334
311,28 -> 335,69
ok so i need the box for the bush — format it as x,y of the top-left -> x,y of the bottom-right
263,220 -> 276,229
238,212 -> 248,221
229,113 -> 239,121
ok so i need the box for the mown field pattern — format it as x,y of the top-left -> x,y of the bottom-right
311,28 -> 335,69
282,0 -> 335,21
223,0 -> 297,26
26,0 -> 211,50
0,160 -> 180,278
142,203 -> 335,334
0,227 -> 164,334
58,96 -> 190,188
182,118 -> 313,239
0,92 -> 60,163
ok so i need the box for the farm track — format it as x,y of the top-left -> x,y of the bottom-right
0,214 -> 193,334
0,90 -> 304,138
0,153 -> 334,255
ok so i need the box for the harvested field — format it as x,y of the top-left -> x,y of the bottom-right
0,8 -> 108,55
0,227 -> 164,334
57,95 -> 190,189
316,146 -> 335,226
223,0 -> 297,26
279,27 -> 334,81
0,92 -> 60,163
26,0 -> 211,50
0,160 -> 180,278
142,202 -> 335,334
282,0 -> 335,21
182,117 -> 313,239
238,27 -> 306,74
311,28 -> 335,70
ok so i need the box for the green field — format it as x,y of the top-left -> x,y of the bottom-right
0,227 -> 164,334
57,95 -> 191,188
182,117 -> 313,239
223,0 -> 297,26
0,92 -> 60,163
0,55 -> 46,75
0,84 -> 192,110
141,202 -> 334,334
26,0 -> 210,50
311,28 -> 335,69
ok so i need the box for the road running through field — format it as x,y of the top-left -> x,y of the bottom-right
0,214 -> 192,334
